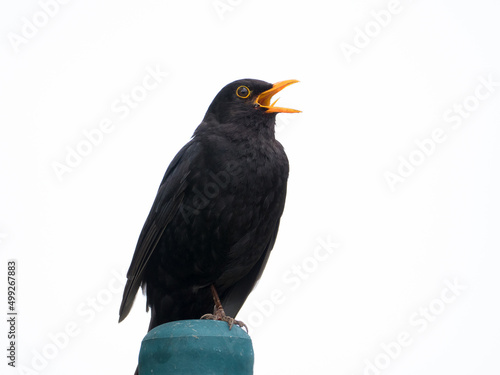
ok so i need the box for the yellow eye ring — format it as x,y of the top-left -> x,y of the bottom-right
236,85 -> 251,99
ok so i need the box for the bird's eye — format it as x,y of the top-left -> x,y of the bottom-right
236,86 -> 250,99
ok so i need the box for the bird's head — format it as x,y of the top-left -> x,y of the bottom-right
203,79 -> 300,127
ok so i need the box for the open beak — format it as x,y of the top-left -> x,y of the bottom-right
255,79 -> 301,113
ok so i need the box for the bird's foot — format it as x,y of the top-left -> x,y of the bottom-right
201,307 -> 248,332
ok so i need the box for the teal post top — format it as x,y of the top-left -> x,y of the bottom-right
139,320 -> 254,374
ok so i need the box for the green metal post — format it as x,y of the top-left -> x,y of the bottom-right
139,320 -> 254,374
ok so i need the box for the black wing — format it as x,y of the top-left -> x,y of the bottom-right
118,140 -> 200,322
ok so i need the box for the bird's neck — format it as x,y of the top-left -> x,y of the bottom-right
194,115 -> 277,142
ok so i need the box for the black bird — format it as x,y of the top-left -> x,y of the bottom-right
119,79 -> 300,336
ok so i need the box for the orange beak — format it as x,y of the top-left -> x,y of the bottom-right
255,79 -> 301,113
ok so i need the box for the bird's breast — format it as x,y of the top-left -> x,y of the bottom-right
154,135 -> 288,287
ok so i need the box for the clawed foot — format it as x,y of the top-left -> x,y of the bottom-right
201,306 -> 248,332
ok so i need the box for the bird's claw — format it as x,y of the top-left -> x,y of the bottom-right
201,307 -> 248,332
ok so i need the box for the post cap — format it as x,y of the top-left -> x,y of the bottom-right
139,319 -> 254,374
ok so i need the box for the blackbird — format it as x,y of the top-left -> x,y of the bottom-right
119,79 -> 300,339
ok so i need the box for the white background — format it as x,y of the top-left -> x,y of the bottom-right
1,1 -> 500,374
